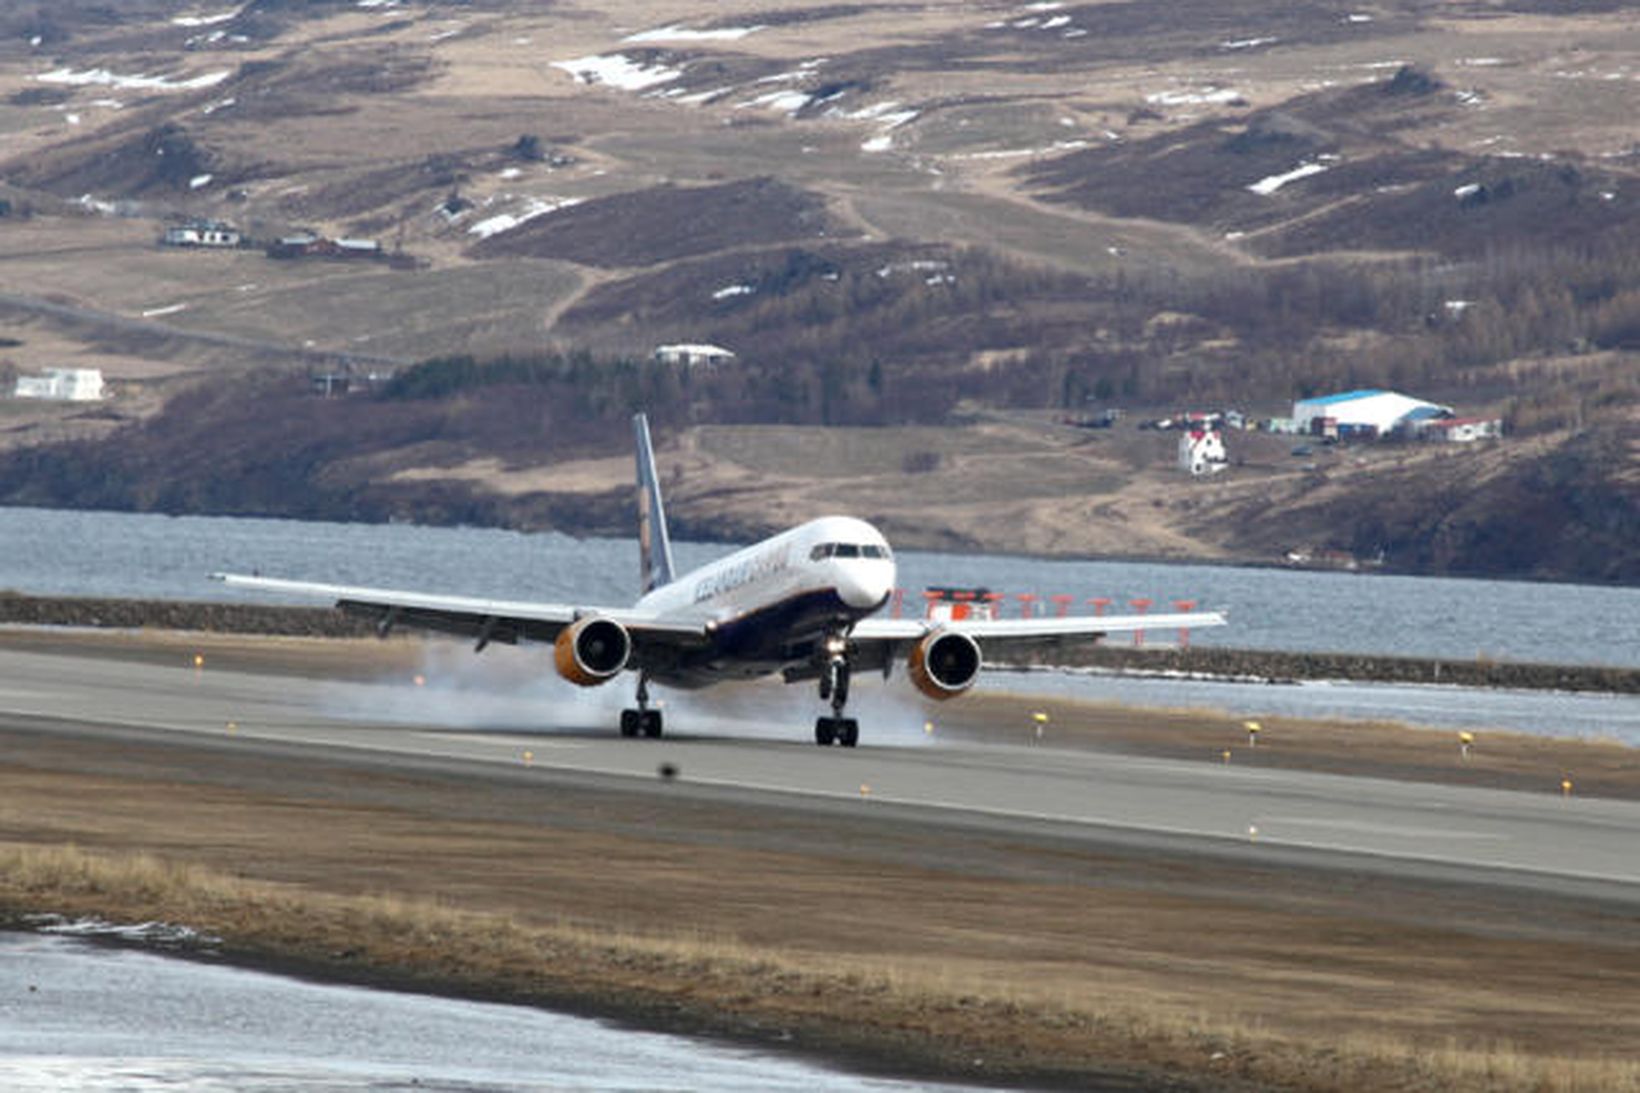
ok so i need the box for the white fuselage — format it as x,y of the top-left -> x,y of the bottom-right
633,515 -> 896,685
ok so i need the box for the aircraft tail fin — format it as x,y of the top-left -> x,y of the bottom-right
633,413 -> 676,595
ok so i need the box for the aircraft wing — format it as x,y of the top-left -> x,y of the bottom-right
849,610 -> 1226,664
211,573 -> 709,648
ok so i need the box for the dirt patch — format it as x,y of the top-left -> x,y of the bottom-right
469,177 -> 843,267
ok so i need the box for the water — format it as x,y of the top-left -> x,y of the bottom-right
2,505 -> 1637,668
993,667 -> 1640,742
0,931 -> 987,1092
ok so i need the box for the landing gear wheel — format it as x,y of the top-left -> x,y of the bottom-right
621,676 -> 660,740
814,717 -> 859,747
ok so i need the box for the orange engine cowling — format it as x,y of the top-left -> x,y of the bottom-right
908,629 -> 981,701
553,616 -> 631,687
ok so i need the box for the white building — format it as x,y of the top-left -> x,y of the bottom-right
653,343 -> 735,367
1291,389 -> 1450,436
1419,416 -> 1503,443
1178,426 -> 1228,476
161,219 -> 240,248
14,368 -> 105,401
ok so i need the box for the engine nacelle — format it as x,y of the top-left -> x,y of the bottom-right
908,629 -> 981,701
554,616 -> 631,687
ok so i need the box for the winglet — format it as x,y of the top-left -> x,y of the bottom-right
633,412 -> 676,595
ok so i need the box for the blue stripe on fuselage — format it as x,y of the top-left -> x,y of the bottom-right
649,586 -> 888,686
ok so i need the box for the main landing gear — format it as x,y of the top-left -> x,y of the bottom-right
620,675 -> 663,739
814,641 -> 859,748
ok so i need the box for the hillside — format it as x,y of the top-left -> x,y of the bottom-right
0,1 -> 1634,581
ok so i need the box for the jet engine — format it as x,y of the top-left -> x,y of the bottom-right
907,629 -> 981,700
554,616 -> 631,686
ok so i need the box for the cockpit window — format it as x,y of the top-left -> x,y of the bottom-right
812,542 -> 891,561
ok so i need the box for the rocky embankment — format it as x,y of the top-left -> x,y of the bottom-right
4,593 -> 1636,694
0,593 -> 373,639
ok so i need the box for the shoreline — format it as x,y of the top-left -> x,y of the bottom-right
4,591 -> 1637,693
0,901 -> 1029,1092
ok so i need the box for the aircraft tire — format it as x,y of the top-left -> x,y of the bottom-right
642,710 -> 663,738
838,719 -> 859,748
814,718 -> 837,746
620,710 -> 640,738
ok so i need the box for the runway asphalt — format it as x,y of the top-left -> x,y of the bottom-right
4,640 -> 1638,901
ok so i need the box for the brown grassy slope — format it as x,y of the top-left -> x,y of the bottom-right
0,2 -> 1635,578
1025,77 -> 1640,262
469,177 -> 846,267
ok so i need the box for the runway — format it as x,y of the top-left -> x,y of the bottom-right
4,636 -> 1637,900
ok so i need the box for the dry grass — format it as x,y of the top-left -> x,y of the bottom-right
4,841 -> 1636,1092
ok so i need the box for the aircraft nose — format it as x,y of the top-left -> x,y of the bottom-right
839,560 -> 895,610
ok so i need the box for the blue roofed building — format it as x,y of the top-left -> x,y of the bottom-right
1291,389 -> 1451,437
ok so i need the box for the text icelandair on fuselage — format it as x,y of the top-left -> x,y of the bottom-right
693,544 -> 793,604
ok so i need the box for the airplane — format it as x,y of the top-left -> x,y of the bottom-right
216,413 -> 1226,747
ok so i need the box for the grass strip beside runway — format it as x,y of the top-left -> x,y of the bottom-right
2,842 -> 1636,1093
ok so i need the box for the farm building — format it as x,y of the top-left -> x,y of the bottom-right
266,233 -> 385,260
1418,416 -> 1503,443
161,219 -> 240,248
1292,389 -> 1451,436
653,343 -> 735,367
14,368 -> 104,401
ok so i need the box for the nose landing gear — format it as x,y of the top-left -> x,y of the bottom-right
814,641 -> 859,747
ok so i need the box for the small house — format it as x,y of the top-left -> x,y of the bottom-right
161,219 -> 241,248
1178,427 -> 1228,476
266,232 -> 321,259
653,343 -> 735,368
334,238 -> 382,259
14,368 -> 104,401
1420,417 -> 1502,443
